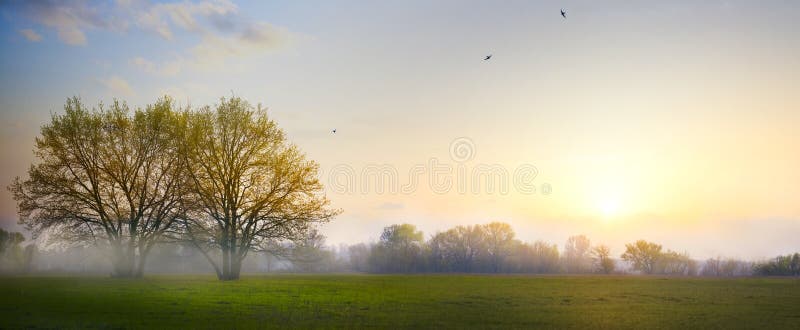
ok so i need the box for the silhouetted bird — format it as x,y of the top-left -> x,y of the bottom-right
484,55 -> 492,61
561,9 -> 566,18
332,129 -> 336,134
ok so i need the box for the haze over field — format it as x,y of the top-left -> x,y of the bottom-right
1,1 -> 799,260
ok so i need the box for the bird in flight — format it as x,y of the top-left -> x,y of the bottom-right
332,129 -> 337,134
484,54 -> 492,61
561,9 -> 566,18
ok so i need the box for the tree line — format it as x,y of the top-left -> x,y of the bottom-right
278,223 -> 795,277
9,96 -> 338,280
340,223 -> 698,275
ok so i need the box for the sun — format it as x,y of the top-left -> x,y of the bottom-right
589,183 -> 628,220
597,196 -> 622,218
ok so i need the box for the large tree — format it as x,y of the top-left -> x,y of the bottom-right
9,97 -> 188,277
181,97 -> 338,280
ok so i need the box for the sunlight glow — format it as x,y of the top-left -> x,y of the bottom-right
597,196 -> 622,218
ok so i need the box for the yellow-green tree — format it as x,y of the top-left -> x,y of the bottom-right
181,97 -> 338,280
9,97 -> 189,277
591,244 -> 615,274
621,240 -> 662,274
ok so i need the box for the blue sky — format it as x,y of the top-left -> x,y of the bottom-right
1,1 -> 799,259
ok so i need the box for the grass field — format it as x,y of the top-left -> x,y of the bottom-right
1,274 -> 799,329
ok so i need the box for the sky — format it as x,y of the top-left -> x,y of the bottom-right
1,0 -> 799,260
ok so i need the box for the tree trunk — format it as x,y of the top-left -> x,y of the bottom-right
109,239 -> 153,278
111,248 -> 136,278
221,246 -> 231,280
134,243 -> 152,278
230,257 -> 242,280
221,227 -> 231,280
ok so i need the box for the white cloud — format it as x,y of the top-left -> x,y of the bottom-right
9,0 -> 126,46
190,23 -> 291,66
99,76 -> 135,97
57,26 -> 87,45
8,0 -> 238,45
130,6 -> 293,76
18,29 -> 43,42
130,56 -> 182,76
130,57 -> 156,73
240,22 -> 291,47
8,1 -> 294,75
133,0 -> 238,40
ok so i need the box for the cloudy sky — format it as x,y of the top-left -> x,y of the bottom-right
1,0 -> 799,259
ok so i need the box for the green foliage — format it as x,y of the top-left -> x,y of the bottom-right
180,97 -> 339,280
372,222 -> 566,274
9,95 -> 338,280
754,253 -> 800,276
428,224 -> 486,272
621,240 -> 663,274
369,224 -> 425,272
0,229 -> 27,272
0,275 -> 798,328
656,250 -> 696,275
9,97 -> 189,277
0,229 -> 24,255
591,245 -> 615,274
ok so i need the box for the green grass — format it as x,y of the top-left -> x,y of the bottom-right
1,274 -> 799,329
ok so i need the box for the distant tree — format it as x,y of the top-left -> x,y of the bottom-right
288,229 -> 333,272
9,97 -> 188,277
502,240 -> 559,273
0,229 -> 26,271
529,241 -> 561,273
563,235 -> 592,273
656,250 -> 692,275
429,225 -> 485,272
702,257 -> 723,276
0,229 -> 24,255
621,240 -> 662,274
720,258 -> 739,276
590,245 -> 615,274
483,222 -> 515,273
702,257 -> 752,277
369,224 -> 424,272
180,97 -> 339,280
686,258 -> 699,276
754,253 -> 800,276
347,243 -> 371,272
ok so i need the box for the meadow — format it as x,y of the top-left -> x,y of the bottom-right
1,274 -> 799,329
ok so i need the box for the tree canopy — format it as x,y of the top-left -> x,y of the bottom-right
179,97 -> 339,280
10,97 -> 189,277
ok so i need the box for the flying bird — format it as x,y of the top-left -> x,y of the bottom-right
332,129 -> 336,134
484,54 -> 492,61
561,9 -> 566,18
